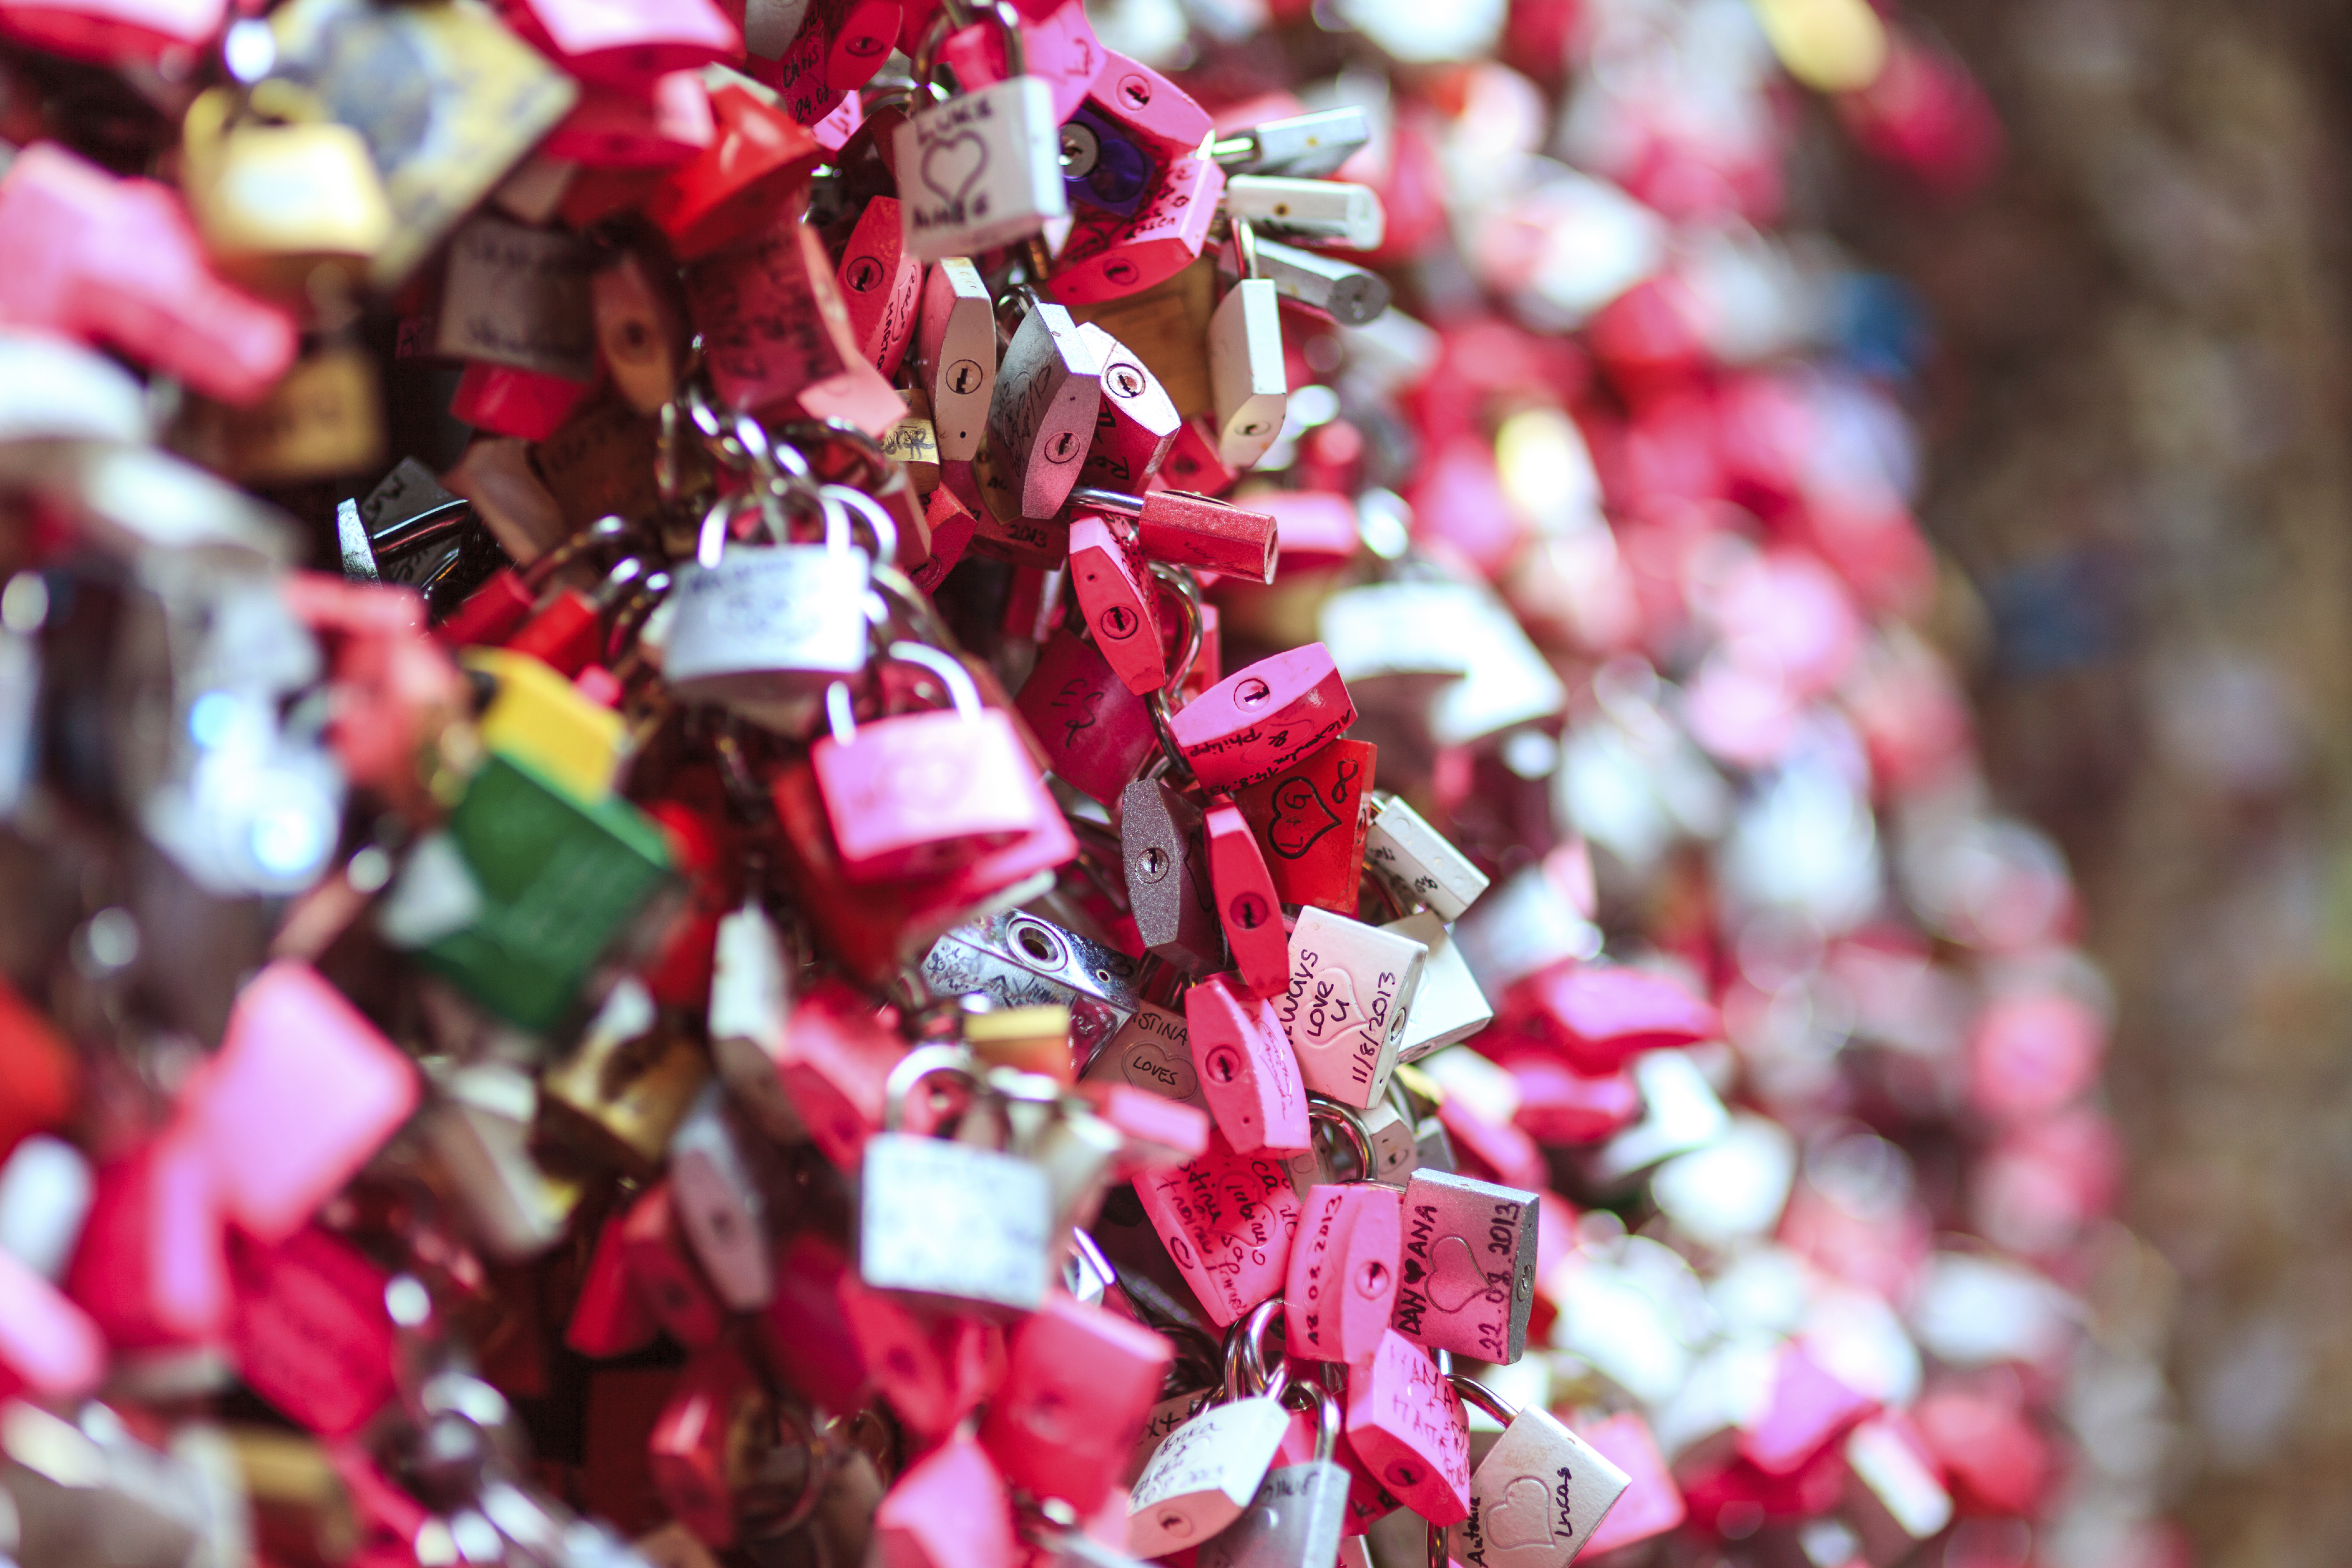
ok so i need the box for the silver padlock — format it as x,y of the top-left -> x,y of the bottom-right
988,291 -> 1105,519
1222,176 -> 1385,251
1362,796 -> 1490,923
858,1046 -> 1053,1317
661,465 -> 892,730
1208,221 -> 1287,470
921,910 -> 1142,1068
1128,1304 -> 1296,1558
1443,1376 -> 1630,1568
1278,907 -> 1428,1110
706,896 -> 802,1143
435,213 -> 597,381
423,1061 -> 578,1263
1358,1097 -> 1420,1184
894,5 -> 1068,262
1208,108 -> 1373,178
1198,1384 -> 1352,1568
1217,234 -> 1390,328
1284,1095 -> 1375,1200
918,256 -> 997,461
668,1079 -> 779,1311
1380,913 -> 1492,1065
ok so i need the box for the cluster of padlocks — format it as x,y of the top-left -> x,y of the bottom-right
0,0 -> 2156,1566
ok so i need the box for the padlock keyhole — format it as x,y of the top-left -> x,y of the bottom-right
1136,845 -> 1171,882
1234,677 -> 1273,709
1229,893 -> 1268,930
1205,1046 -> 1242,1084
1355,1258 -> 1390,1298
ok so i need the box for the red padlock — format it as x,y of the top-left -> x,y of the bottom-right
1183,973 -> 1309,1157
1170,644 -> 1355,793
0,976 -> 76,1161
63,1129 -> 229,1351
1013,625 -> 1165,809
568,1207 -> 660,1357
648,1343 -> 763,1546
645,85 -> 825,260
619,1182 -> 727,1348
451,360 -> 597,442
1284,1180 -> 1401,1366
226,1226 -> 399,1438
842,1273 -> 1003,1440
979,1290 -> 1173,1512
548,72 -> 717,167
504,0 -> 739,87
685,217 -> 904,436
773,979 -> 909,1168
1232,738 -> 1375,914
1203,802 -> 1290,998
1131,1128 -> 1301,1327
1067,515 -> 1164,696
836,194 -> 923,378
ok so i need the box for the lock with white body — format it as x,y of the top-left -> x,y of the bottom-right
894,3 -> 1068,262
1208,220 -> 1287,470
1277,908 -> 1427,1111
1444,1375 -> 1630,1568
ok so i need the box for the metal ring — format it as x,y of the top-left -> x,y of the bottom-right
881,1043 -> 980,1132
1306,1094 -> 1375,1181
1445,1372 -> 1519,1426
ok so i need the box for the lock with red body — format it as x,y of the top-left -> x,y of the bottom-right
1170,645 -> 1356,793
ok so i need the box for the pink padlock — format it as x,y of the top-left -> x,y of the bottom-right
1170,644 -> 1355,794
0,1247 -> 104,1404
1132,1128 -> 1301,1327
872,1433 -> 1021,1568
505,0 -> 739,87
1077,326 -> 1181,489
1013,625 -> 1164,809
1503,961 -> 1719,1075
619,1182 -> 727,1348
1067,515 -> 1164,696
764,979 -> 904,1169
1284,1181 -> 1402,1366
979,1290 -> 1174,1511
547,72 -> 717,166
1203,802 -> 1291,1000
936,0 -> 1104,124
226,1226 -> 398,1437
648,1343 -> 762,1546
1052,155 -> 1225,306
567,1208 -> 659,1357
1736,1343 -> 1878,1477
63,1129 -> 230,1350
1343,1329 -> 1470,1524
813,642 -> 1062,883
836,195 -> 922,378
0,0 -> 223,62
841,1273 -> 1002,1440
0,143 -> 296,404
179,960 -> 420,1245
1391,1168 -> 1541,1365
1578,1412 -> 1686,1556
684,216 -> 904,437
1184,973 -> 1308,1157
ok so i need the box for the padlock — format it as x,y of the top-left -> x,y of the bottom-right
1066,484 -> 1279,585
661,477 -> 878,727
0,0 -> 224,62
840,1273 -> 1001,1440
227,1225 -> 400,1438
837,194 -> 923,377
918,256 -> 997,461
505,0 -> 738,87
1341,1329 -> 1469,1525
547,70 -> 716,168
872,1434 -> 1021,1568
920,911 -> 1142,1069
1391,1168 -> 1539,1364
647,1343 -> 765,1546
1126,1362 -> 1292,1555
60,1131 -> 227,1353
1015,625 -> 1165,808
173,962 -> 419,1247
980,1289 -> 1174,1512
1207,221 -> 1289,469
766,977 -> 906,1168
1047,53 -> 1223,306
619,1180 -> 729,1348
1380,913 -> 1492,1064
1060,101 -> 1156,219
180,82 -> 394,292
893,7 -> 1066,261
1185,973 -> 1309,1157
1216,230 -> 1390,328
1084,1001 -> 1208,1117
1443,1376 -> 1630,1568
1077,323 -> 1183,489
422,1061 -> 584,1264
814,642 -> 1061,882
1170,645 -> 1356,794
1223,177 -> 1385,251
1282,1095 -> 1378,1199
1131,1128 -> 1301,1327
539,979 -> 712,1175
1284,1180 -> 1402,1369
1233,739 -> 1375,914
461,641 -> 626,799
1359,1098 -> 1420,1186
501,554 -> 659,674
594,249 -> 689,415
1207,108 -> 1372,178
990,293 -> 1106,519
1363,796 -> 1490,923
705,897 -> 800,1142
435,212 -> 599,381
1203,801 -> 1292,1000
643,78 -> 823,259
1119,779 -> 1226,978
859,1047 -> 1053,1317
668,1081 -> 780,1311
567,1208 -> 658,1356
1277,908 -> 1427,1111
1198,1384 -> 1353,1568
685,217 -> 904,435
1067,515 -> 1164,694
935,0 -> 1104,126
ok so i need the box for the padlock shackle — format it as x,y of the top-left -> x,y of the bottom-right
1222,1297 -> 1289,1403
1306,1094 -> 1375,1181
881,1042 -> 981,1132
886,640 -> 986,721
1229,216 -> 1261,284
1279,1378 -> 1345,1463
819,480 -> 900,569
1444,1372 -> 1518,1427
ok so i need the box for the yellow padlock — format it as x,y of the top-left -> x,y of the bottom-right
181,81 -> 394,292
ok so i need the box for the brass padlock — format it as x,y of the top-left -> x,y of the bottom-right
540,978 -> 714,1177
181,80 -> 393,292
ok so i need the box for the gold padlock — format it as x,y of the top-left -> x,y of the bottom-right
181,81 -> 394,292
540,978 -> 712,1177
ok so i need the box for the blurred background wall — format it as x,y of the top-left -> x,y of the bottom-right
1834,2 -> 2352,1561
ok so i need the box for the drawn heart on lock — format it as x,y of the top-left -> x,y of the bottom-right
1425,1233 -> 1485,1313
1300,966 -> 1359,1049
1482,1474 -> 1561,1557
921,132 -> 990,214
1266,776 -> 1341,860
1124,1037 -> 1199,1100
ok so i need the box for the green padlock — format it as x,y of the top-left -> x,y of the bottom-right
417,753 -> 676,1030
